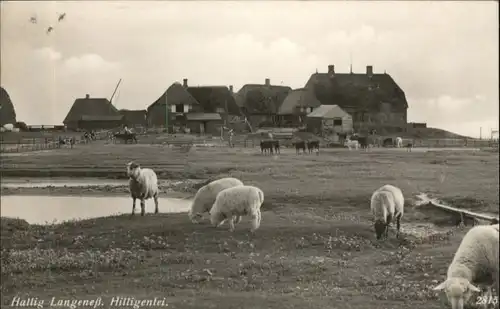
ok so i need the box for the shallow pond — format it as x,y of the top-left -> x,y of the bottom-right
0,195 -> 191,225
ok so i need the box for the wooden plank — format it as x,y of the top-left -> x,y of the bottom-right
425,200 -> 499,225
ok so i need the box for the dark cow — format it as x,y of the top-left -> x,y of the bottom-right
114,132 -> 138,144
272,140 -> 280,154
350,135 -> 369,151
293,140 -> 306,155
406,142 -> 413,152
260,140 -> 274,155
306,140 -> 320,155
382,138 -> 393,148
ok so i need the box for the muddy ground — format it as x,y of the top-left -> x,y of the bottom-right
1,144 -> 499,308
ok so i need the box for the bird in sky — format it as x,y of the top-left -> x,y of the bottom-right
29,16 -> 37,24
46,26 -> 54,34
58,13 -> 66,22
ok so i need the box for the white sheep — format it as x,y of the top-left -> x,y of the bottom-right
395,137 -> 403,148
344,139 -> 359,151
188,177 -> 244,223
126,161 -> 159,216
209,185 -> 264,233
370,184 -> 404,240
433,224 -> 499,309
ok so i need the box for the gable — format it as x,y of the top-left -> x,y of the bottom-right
278,88 -> 321,115
237,84 -> 292,114
186,86 -> 241,115
148,83 -> 199,111
63,97 -> 120,124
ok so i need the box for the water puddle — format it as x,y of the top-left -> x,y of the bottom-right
0,195 -> 192,225
0,178 -> 187,189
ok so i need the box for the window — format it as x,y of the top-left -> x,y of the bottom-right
216,107 -> 225,113
333,118 -> 342,126
175,104 -> 183,113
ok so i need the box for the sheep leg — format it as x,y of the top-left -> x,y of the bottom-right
154,195 -> 159,214
131,197 -> 137,216
140,199 -> 146,216
234,215 -> 242,225
250,210 -> 261,232
396,214 -> 402,238
228,217 -> 236,232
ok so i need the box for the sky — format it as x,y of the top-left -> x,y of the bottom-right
1,1 -> 498,138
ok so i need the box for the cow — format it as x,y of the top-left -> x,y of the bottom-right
306,140 -> 320,155
293,140 -> 306,155
260,140 -> 274,155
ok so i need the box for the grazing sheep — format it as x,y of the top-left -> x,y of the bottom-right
210,185 -> 264,233
126,161 -> 159,216
433,224 -> 499,309
188,177 -> 244,223
395,137 -> 403,148
370,184 -> 405,240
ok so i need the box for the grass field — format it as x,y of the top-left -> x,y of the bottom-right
1,143 -> 499,309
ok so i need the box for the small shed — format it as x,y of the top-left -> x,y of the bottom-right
306,105 -> 353,141
185,113 -> 223,135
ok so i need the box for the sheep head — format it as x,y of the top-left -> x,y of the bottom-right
209,210 -> 226,228
374,220 -> 387,240
126,161 -> 141,179
433,278 -> 480,309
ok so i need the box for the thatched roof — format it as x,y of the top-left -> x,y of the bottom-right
119,109 -> 147,126
147,83 -> 199,111
278,88 -> 321,115
305,66 -> 408,111
0,87 -> 17,126
63,96 -> 122,124
306,105 -> 351,119
236,84 -> 292,114
186,86 -> 241,115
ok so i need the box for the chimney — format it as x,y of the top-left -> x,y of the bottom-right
328,65 -> 335,75
183,78 -> 188,88
85,94 -> 90,99
229,85 -> 233,93
366,65 -> 373,76
265,78 -> 270,86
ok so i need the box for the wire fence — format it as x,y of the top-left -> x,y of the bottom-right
1,131 -> 498,153
0,130 -> 112,154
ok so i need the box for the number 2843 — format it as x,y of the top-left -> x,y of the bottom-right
476,296 -> 498,306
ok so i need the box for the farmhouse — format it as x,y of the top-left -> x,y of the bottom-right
306,105 -> 353,142
185,79 -> 241,134
234,78 -> 292,129
63,94 -> 123,131
119,109 -> 147,129
146,82 -> 200,131
0,87 -> 17,126
277,88 -> 321,127
304,65 -> 408,133
147,79 -> 241,135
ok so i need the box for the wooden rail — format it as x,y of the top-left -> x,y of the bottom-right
420,196 -> 499,226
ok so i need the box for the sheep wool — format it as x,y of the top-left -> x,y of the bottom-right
433,224 -> 499,309
127,161 -> 159,216
370,184 -> 404,240
188,177 -> 244,223
210,185 -> 264,232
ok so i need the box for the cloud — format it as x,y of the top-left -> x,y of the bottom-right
0,1 -> 497,138
62,53 -> 120,75
33,47 -> 62,61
